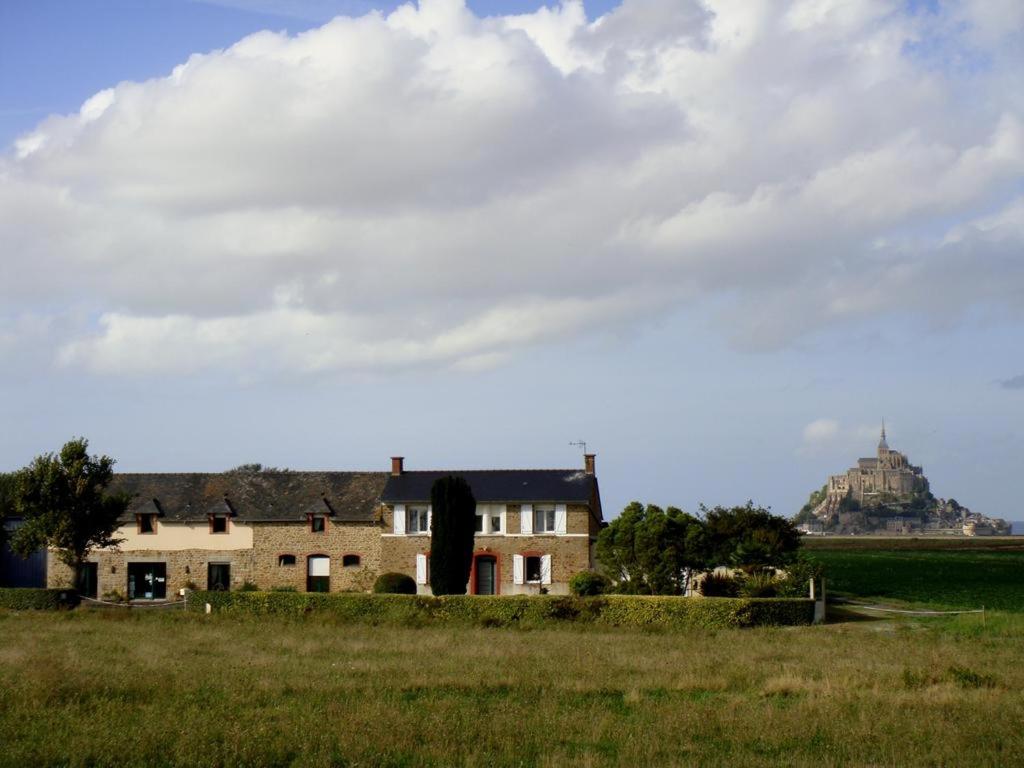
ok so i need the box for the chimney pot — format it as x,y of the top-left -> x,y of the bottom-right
584,453 -> 596,475
391,456 -> 404,476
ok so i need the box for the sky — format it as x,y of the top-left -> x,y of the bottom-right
1,0 -> 1022,521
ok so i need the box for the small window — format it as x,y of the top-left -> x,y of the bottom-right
311,515 -> 326,533
407,506 -> 429,534
474,506 -> 503,535
342,554 -> 361,568
533,506 -> 556,533
211,515 -> 227,534
525,556 -> 542,583
278,554 -> 296,567
138,514 -> 155,534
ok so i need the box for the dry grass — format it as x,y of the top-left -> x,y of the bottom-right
0,609 -> 1022,766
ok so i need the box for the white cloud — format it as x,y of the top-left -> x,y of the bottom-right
2,0 -> 1023,376
802,418 -> 840,445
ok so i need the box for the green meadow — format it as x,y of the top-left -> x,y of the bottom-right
803,538 -> 1024,611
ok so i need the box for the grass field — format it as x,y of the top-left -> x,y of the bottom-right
2,609 -> 1023,767
802,538 -> 1024,611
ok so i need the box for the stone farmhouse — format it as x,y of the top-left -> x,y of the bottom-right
46,455 -> 603,600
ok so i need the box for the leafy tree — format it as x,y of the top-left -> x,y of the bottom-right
226,463 -> 291,473
428,476 -> 476,596
597,502 -> 707,595
0,472 -> 16,547
10,438 -> 129,589
701,502 -> 801,572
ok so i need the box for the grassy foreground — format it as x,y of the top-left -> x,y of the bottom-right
2,610 -> 1023,767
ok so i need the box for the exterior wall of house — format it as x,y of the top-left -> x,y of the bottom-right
379,503 -> 595,595
249,521 -> 382,592
116,521 -> 254,551
48,548 -> 257,596
47,520 -> 383,596
45,500 -> 598,599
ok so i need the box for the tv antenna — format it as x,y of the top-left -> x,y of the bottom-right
569,440 -> 587,454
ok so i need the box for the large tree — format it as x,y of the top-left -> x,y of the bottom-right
428,476 -> 477,596
0,472 -> 16,548
10,438 -> 129,590
597,502 -> 707,595
701,502 -> 801,571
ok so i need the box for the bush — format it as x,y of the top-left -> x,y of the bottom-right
0,588 -> 79,610
699,572 -> 740,597
185,590 -> 814,629
740,571 -> 778,598
775,557 -> 824,598
238,581 -> 259,592
373,572 -> 417,595
270,585 -> 297,592
570,570 -> 610,597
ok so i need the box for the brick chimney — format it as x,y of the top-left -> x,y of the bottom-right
584,454 -> 596,475
391,456 -> 404,476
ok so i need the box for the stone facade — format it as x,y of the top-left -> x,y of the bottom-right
379,502 -> 597,595
48,547 -> 257,597
250,520 -> 383,592
42,458 -> 604,600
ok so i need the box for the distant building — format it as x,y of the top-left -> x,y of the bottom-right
804,425 -> 1009,536
844,424 -> 929,506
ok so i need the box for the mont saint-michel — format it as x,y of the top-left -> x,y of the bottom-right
796,425 -> 1010,536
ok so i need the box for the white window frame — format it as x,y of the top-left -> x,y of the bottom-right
474,504 -> 504,535
407,505 -> 431,535
534,505 -> 556,534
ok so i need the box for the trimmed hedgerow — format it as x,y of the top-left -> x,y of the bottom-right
0,588 -> 79,610
186,591 -> 813,629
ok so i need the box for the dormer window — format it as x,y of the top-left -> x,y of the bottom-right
210,515 -> 228,534
138,514 -> 156,534
310,515 -> 326,533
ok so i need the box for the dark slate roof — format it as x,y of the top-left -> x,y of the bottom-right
110,472 -> 387,523
381,470 -> 597,506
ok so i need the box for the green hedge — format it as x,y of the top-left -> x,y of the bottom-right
0,588 -> 80,610
186,591 -> 814,629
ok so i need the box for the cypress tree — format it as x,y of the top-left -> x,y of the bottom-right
429,476 -> 477,595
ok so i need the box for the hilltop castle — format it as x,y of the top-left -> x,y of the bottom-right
798,425 -> 1008,536
832,424 -> 930,507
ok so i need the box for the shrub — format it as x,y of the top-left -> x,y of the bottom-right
270,585 -> 297,592
570,570 -> 610,597
775,557 -> 824,598
102,589 -> 127,604
373,572 -> 417,595
699,573 -> 740,597
740,571 -> 778,598
238,581 -> 259,592
185,590 -> 814,629
0,588 -> 79,610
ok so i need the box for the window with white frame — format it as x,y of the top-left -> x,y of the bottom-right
474,505 -> 503,535
533,505 -> 556,533
407,506 -> 429,534
513,553 -> 551,586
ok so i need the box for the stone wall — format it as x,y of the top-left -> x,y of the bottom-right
48,519 -> 385,597
250,520 -> 382,592
48,548 -> 257,598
